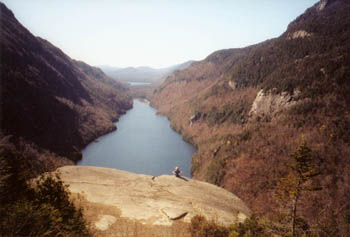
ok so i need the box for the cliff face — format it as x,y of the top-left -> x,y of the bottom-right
152,0 -> 350,232
0,3 -> 132,165
55,166 -> 250,236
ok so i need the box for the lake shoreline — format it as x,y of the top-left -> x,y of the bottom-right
78,99 -> 196,177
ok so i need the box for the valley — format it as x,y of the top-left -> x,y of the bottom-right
1,0 -> 350,236
100,61 -> 194,85
78,99 -> 195,177
0,2 -> 132,170
150,0 -> 350,234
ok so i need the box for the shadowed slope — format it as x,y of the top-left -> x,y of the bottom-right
0,3 -> 132,165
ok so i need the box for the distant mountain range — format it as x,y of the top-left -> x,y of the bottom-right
99,61 -> 194,84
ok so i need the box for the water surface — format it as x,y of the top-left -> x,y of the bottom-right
128,82 -> 151,86
78,99 -> 195,177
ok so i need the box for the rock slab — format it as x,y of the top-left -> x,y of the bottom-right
56,166 -> 251,235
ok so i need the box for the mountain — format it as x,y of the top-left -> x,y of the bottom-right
102,61 -> 194,84
0,2 -> 132,169
97,65 -> 121,74
151,0 -> 350,233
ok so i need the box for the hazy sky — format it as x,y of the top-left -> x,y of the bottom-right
2,0 -> 319,68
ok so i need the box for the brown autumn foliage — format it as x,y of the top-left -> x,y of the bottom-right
128,84 -> 155,100
151,0 -> 350,235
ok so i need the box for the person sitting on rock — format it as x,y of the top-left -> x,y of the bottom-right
173,166 -> 181,177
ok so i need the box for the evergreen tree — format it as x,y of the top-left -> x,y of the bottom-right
276,141 -> 320,236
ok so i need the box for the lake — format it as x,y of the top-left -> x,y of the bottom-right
78,99 -> 196,177
128,82 -> 151,86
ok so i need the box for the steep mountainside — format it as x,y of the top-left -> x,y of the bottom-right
0,3 -> 132,167
152,0 -> 350,234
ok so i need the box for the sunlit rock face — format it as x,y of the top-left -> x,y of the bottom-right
287,30 -> 312,40
249,89 -> 300,119
316,0 -> 340,11
55,166 -> 251,236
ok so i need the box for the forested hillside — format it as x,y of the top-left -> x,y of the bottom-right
0,2 -> 132,171
152,0 -> 350,234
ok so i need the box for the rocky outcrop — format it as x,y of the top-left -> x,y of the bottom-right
56,166 -> 250,236
151,0 -> 350,232
228,80 -> 237,90
249,89 -> 300,118
317,0 -> 328,11
316,0 -> 338,11
287,30 -> 312,40
189,112 -> 202,126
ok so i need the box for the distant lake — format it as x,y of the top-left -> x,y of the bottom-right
128,82 -> 151,86
78,99 -> 195,177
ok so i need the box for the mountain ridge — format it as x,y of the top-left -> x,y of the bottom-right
151,0 -> 350,233
102,60 -> 194,84
0,2 -> 132,168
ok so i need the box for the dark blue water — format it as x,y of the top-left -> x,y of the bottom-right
78,99 -> 195,177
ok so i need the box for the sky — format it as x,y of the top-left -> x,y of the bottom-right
2,0 -> 319,68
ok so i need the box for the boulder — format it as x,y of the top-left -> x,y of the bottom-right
56,166 -> 251,236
